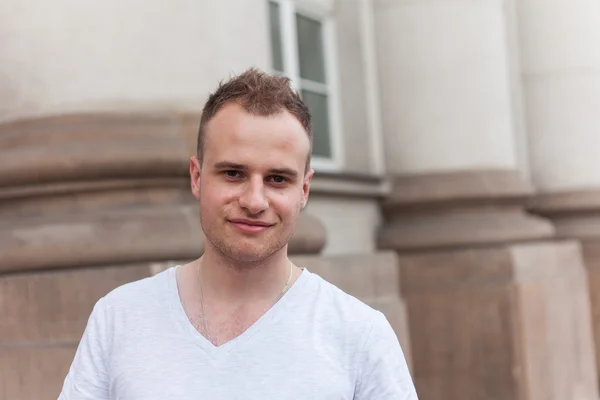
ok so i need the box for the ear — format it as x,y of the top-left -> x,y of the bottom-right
190,156 -> 202,200
301,168 -> 314,209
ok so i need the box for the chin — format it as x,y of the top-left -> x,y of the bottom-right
231,246 -> 270,261
224,251 -> 270,267
205,228 -> 290,264
226,242 -> 284,264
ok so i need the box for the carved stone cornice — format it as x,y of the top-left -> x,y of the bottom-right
378,170 -> 555,251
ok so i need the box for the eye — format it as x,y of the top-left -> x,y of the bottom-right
268,175 -> 288,184
224,170 -> 242,179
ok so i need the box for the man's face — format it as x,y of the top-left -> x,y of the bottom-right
190,102 -> 313,265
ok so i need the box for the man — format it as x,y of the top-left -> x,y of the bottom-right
59,68 -> 418,399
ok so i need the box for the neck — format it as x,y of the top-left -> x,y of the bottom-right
196,245 -> 293,303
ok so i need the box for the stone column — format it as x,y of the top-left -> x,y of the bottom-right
373,0 -> 599,398
515,0 -> 600,385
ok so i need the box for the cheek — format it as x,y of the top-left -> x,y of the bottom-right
200,179 -> 236,205
269,191 -> 303,218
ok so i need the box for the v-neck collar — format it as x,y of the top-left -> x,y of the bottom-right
165,265 -> 311,359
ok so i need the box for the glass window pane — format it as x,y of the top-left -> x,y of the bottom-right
302,89 -> 331,158
269,1 -> 284,72
296,14 -> 326,83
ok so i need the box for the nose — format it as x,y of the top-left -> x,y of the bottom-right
238,177 -> 268,215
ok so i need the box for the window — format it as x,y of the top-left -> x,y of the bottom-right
268,0 -> 342,169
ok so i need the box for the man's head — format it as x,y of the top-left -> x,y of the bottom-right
197,68 -> 313,171
190,68 -> 314,265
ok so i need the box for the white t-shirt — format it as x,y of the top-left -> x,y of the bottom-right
59,266 -> 418,399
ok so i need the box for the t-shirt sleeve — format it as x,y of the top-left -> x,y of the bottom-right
354,311 -> 419,400
58,297 -> 111,399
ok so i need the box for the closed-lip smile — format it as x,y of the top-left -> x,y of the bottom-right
228,218 -> 274,233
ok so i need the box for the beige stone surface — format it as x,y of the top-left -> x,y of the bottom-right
531,189 -> 600,388
0,204 -> 204,273
305,195 -> 382,256
0,113 -> 196,188
0,264 -> 154,343
532,189 -> 600,215
383,169 -> 533,209
517,0 -> 600,191
582,240 -> 600,386
287,212 -> 328,256
0,0 -> 270,122
0,346 -> 77,400
0,178 -> 191,219
379,206 -> 553,252
334,0 -> 372,174
379,170 -> 554,252
398,241 -> 599,400
512,243 -> 598,400
374,0 -> 517,174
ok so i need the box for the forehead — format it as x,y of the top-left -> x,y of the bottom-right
203,102 -> 310,169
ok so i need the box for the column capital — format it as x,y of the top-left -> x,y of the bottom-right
378,169 -> 555,252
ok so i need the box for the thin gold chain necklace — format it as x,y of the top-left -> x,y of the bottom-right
196,259 -> 294,342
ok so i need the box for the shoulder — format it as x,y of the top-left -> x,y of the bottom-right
301,270 -> 417,395
307,271 -> 419,398
97,266 -> 173,314
308,271 -> 381,320
302,270 -> 389,345
306,269 -> 406,352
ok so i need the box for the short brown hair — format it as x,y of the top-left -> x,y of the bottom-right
197,68 -> 313,170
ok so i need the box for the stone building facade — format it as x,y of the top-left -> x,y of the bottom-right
2,0 -> 600,399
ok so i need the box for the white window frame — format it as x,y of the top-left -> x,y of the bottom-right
268,0 -> 344,172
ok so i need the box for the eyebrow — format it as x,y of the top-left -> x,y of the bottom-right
214,162 -> 247,171
214,161 -> 298,179
268,168 -> 298,179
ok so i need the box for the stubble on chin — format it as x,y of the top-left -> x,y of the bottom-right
205,230 -> 291,268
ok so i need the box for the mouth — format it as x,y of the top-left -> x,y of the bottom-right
228,219 -> 274,234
